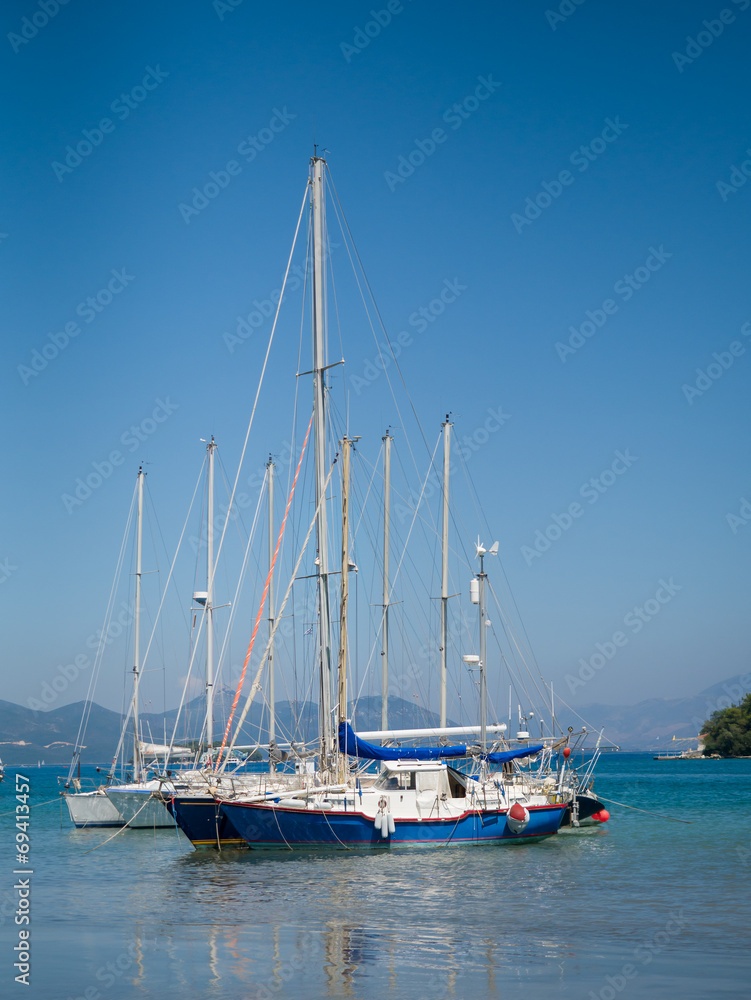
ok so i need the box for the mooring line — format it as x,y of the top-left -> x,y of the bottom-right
596,794 -> 693,824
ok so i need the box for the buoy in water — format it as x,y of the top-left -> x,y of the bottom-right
597,809 -> 610,823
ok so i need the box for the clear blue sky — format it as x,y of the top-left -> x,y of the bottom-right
2,0 -> 750,721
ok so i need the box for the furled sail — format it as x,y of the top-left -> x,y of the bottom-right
339,722 -> 466,760
338,722 -> 543,764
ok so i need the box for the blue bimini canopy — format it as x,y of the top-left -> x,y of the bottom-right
338,722 -> 544,765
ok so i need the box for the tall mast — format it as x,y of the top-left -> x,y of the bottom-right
206,437 -> 216,754
381,430 -> 392,731
337,437 -> 351,783
311,154 -> 334,771
440,416 -> 452,728
267,455 -> 276,769
132,467 -> 144,780
478,551 -> 487,749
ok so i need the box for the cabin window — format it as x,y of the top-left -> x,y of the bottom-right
375,774 -> 400,790
375,771 -> 416,790
415,771 -> 440,793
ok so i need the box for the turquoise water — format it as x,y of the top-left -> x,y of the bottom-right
1,755 -> 749,999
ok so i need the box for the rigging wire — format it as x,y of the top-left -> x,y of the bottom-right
219,457 -> 339,770
351,431 -> 442,712
66,479 -> 138,782
108,462 -> 205,774
184,472 -> 268,754
209,182 -> 308,605
214,410 -> 315,768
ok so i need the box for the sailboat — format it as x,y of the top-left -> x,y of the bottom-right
63,464 -> 214,829
104,450 -> 263,829
62,469 -> 148,829
157,442 -> 303,845
94,468 -> 178,829
163,445 -> 292,847
175,153 -> 570,850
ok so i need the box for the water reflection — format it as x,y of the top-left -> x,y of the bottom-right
154,841 -> 591,997
11,759 -> 749,999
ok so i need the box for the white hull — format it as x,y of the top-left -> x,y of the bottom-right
64,790 -> 124,828
105,784 -> 174,828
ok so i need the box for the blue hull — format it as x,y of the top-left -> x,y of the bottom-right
221,801 -> 566,850
167,795 -> 247,849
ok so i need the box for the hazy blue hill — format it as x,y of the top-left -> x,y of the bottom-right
576,673 -> 751,750
0,699 -> 125,765
350,696 -> 454,732
0,691 -> 444,765
1,675 -> 749,763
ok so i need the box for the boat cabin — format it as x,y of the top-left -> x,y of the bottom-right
373,761 -> 467,799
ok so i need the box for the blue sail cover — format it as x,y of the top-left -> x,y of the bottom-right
485,745 -> 544,763
338,722 -> 467,761
338,722 -> 543,764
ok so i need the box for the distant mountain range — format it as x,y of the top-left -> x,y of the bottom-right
0,689 -> 449,766
1,674 -> 748,764
570,673 -> 751,750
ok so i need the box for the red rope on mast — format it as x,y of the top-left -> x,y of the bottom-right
213,410 -> 315,769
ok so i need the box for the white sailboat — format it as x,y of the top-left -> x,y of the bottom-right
105,459 -> 209,828
63,785 -> 124,828
99,468 -> 169,828
60,467 -> 175,829
61,470 -> 147,829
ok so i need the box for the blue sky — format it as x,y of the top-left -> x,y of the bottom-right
2,0 -> 750,725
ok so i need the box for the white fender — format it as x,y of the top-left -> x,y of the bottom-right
506,801 -> 530,834
376,795 -> 391,837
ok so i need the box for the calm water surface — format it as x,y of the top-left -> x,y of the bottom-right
1,755 -> 749,999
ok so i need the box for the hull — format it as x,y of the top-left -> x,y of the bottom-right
221,800 -> 566,850
561,793 -> 605,828
64,790 -> 124,828
105,787 -> 174,828
166,794 -> 247,849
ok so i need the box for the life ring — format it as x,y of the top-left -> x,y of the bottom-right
378,795 -> 388,811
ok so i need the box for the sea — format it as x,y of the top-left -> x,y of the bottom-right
1,753 -> 749,1000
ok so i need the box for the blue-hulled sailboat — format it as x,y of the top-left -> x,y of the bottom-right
220,723 -> 566,850
171,152 -> 577,850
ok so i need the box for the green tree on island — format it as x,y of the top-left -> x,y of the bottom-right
702,693 -> 751,757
